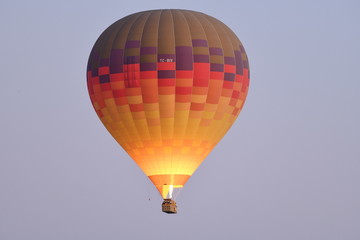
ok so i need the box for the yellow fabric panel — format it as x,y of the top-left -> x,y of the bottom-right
127,95 -> 142,104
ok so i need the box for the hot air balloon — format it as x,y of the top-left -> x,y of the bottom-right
87,9 -> 250,213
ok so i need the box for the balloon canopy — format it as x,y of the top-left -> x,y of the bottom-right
87,9 -> 250,200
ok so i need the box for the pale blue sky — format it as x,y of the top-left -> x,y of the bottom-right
1,0 -> 359,239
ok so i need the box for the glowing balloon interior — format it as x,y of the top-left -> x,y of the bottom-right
87,9 -> 250,204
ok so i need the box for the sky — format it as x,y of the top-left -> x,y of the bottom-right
0,0 -> 359,239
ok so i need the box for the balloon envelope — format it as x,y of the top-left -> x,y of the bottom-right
87,9 -> 250,199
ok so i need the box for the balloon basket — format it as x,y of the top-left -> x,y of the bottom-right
162,199 -> 177,214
